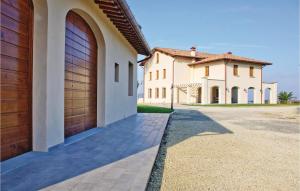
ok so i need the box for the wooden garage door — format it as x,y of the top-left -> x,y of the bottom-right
64,11 -> 97,137
0,0 -> 33,161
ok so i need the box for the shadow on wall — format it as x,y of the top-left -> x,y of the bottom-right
147,109 -> 233,190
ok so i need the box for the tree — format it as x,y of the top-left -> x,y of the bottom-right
278,91 -> 294,104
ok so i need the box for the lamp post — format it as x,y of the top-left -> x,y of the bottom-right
171,84 -> 174,110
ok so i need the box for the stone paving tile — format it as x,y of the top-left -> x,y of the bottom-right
1,113 -> 169,191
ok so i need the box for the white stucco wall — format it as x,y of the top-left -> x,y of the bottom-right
225,61 -> 262,104
262,82 -> 278,104
190,61 -> 225,82
32,0 -> 138,151
143,51 -> 174,103
173,58 -> 192,84
32,0 -> 48,151
201,78 -> 225,104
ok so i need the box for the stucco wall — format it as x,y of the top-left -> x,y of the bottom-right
262,82 -> 278,104
191,61 -> 225,82
32,0 -> 138,151
201,78 -> 225,104
225,61 -> 262,104
173,58 -> 192,84
144,51 -> 174,103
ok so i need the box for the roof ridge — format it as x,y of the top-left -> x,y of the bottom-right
190,52 -> 272,66
154,47 -> 215,55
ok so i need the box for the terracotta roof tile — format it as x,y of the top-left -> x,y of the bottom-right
153,47 -> 216,59
189,53 -> 272,66
139,47 -> 271,66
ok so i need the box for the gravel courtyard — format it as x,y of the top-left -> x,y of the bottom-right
148,106 -> 300,191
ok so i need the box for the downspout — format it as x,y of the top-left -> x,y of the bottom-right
261,65 -> 263,104
225,60 -> 227,104
143,65 -> 145,103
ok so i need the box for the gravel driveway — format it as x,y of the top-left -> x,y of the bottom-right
147,106 -> 300,191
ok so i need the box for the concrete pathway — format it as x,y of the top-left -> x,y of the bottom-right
1,113 -> 169,191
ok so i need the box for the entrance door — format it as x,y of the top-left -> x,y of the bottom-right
64,11 -> 97,137
231,87 -> 238,104
1,0 -> 33,160
197,87 -> 202,103
211,87 -> 219,103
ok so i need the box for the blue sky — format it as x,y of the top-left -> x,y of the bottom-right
127,0 -> 299,98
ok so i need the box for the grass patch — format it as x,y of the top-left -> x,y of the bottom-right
137,104 -> 173,113
184,103 -> 300,107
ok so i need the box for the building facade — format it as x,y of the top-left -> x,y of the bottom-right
141,47 -> 277,105
0,0 -> 150,161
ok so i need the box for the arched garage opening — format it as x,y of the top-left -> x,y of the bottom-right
264,88 -> 271,104
1,0 -> 34,160
231,87 -> 238,104
211,86 -> 219,104
64,11 -> 98,137
248,87 -> 255,104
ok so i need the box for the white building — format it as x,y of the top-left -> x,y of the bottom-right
140,47 -> 277,105
0,0 -> 150,160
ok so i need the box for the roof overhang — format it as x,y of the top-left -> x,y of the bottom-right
95,0 -> 150,56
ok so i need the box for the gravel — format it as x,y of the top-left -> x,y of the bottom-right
147,106 -> 300,191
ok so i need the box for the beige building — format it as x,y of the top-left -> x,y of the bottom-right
140,47 -> 277,105
1,0 -> 150,160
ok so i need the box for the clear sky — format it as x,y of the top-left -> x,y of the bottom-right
127,0 -> 299,98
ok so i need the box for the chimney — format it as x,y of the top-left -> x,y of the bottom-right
190,46 -> 196,57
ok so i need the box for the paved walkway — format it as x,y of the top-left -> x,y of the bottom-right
1,113 -> 169,191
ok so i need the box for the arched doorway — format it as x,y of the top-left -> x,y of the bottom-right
1,0 -> 33,160
264,88 -> 271,104
248,87 -> 255,104
231,87 -> 238,104
64,11 -> 98,137
197,87 -> 202,103
211,86 -> 219,104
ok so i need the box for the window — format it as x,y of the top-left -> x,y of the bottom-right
128,62 -> 133,96
233,65 -> 238,76
205,66 -> 209,76
155,88 -> 159,98
163,69 -> 166,79
156,53 -> 159,63
114,63 -> 119,82
148,88 -> 152,98
162,87 -> 166,98
156,70 -> 159,80
249,66 -> 254,77
149,72 -> 152,81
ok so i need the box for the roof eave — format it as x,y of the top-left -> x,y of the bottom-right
96,0 -> 150,56
115,0 -> 150,55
